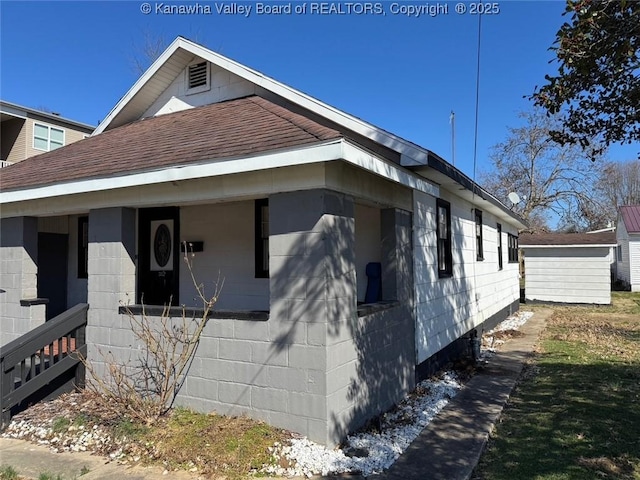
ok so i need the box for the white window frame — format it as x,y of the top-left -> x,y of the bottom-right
185,60 -> 210,95
33,123 -> 65,152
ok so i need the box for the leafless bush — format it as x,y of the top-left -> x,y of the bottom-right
81,242 -> 223,424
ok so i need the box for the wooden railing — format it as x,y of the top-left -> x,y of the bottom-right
1,303 -> 88,428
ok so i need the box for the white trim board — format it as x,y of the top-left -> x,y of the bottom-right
0,139 -> 439,206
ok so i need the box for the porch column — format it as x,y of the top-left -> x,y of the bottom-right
268,189 -> 356,446
0,217 -> 42,344
381,208 -> 413,302
86,208 -> 136,373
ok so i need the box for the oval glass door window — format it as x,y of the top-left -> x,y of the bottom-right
154,223 -> 172,268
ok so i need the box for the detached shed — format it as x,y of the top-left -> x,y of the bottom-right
520,232 -> 616,305
616,205 -> 640,292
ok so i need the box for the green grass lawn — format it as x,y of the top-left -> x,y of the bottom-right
474,292 -> 640,480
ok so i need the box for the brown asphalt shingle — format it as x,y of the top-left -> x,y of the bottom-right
0,96 -> 342,192
520,232 -> 617,246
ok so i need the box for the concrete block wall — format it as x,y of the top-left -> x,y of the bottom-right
67,214 -> 88,307
354,203 -> 381,302
179,202 -> 269,310
266,189 -> 354,445
0,216 -> 43,345
86,207 -> 136,376
326,207 -> 415,445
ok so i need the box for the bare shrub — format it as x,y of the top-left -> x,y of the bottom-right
81,242 -> 223,424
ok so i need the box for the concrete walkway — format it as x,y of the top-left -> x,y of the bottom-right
0,309 -> 550,480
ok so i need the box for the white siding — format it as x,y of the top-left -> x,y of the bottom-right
630,234 -> 640,292
524,247 -> 611,304
179,201 -> 269,311
142,62 -> 256,118
413,190 -> 520,364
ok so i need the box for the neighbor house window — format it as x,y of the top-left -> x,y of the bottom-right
78,216 -> 88,279
617,245 -> 623,262
497,223 -> 503,270
255,199 -> 269,278
33,123 -> 64,151
508,233 -> 519,263
436,199 -> 452,277
475,209 -> 484,261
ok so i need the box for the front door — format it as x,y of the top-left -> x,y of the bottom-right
138,207 -> 180,306
37,232 -> 69,320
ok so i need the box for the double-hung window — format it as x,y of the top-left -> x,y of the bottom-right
508,233 -> 519,263
436,199 -> 452,277
475,209 -> 484,261
497,223 -> 503,270
34,123 -> 64,151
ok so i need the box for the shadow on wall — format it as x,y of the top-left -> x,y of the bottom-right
267,190 -> 415,445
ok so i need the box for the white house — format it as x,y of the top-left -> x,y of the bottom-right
520,232 -> 617,305
617,205 -> 640,292
0,37 -> 526,446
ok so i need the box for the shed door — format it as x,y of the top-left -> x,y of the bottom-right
137,207 -> 180,306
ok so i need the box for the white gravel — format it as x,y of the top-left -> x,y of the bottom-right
264,309 -> 534,478
4,311 -> 533,478
263,372 -> 462,478
482,310 -> 534,357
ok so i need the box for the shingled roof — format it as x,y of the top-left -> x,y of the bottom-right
0,96 -> 342,192
620,205 -> 640,234
520,232 -> 617,247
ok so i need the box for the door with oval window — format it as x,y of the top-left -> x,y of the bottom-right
138,207 -> 179,306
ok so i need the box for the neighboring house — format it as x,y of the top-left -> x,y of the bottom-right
0,37 -> 526,447
520,232 -> 617,305
0,100 -> 94,167
616,205 -> 640,292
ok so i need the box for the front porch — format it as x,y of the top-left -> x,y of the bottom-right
1,173 -> 417,446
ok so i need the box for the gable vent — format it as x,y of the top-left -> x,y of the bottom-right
188,62 -> 208,89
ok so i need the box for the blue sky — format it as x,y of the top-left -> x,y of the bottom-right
1,1 -> 637,181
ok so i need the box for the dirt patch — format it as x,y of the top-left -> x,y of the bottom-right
549,311 -> 640,362
577,455 -> 637,479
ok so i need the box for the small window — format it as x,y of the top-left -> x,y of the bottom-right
34,123 -> 64,151
186,61 -> 210,94
497,223 -> 503,270
255,199 -> 269,278
436,199 -> 452,277
78,216 -> 88,278
475,209 -> 484,261
617,245 -> 623,262
508,233 -> 519,263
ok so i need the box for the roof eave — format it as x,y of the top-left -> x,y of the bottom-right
93,36 -> 520,224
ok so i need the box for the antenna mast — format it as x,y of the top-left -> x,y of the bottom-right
450,110 -> 456,166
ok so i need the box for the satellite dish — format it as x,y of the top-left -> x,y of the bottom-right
508,192 -> 521,205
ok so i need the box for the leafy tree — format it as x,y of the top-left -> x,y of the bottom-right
480,109 -> 603,232
531,0 -> 640,157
